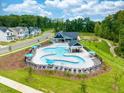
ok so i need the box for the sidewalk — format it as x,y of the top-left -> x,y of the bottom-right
0,76 -> 43,93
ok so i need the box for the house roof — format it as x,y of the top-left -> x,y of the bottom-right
28,27 -> 40,32
0,27 -> 8,32
9,27 -> 28,32
69,40 -> 82,46
55,31 -> 78,39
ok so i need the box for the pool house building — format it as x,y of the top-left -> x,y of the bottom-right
53,31 -> 80,42
53,31 -> 82,53
69,40 -> 82,52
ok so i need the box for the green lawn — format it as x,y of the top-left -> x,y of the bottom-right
0,39 -> 124,93
0,84 -> 20,93
81,40 -> 112,56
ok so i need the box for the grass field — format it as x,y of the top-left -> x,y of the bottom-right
0,84 -> 20,93
0,35 -> 124,93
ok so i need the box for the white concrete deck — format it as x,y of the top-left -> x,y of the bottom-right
47,56 -> 79,63
32,43 -> 95,69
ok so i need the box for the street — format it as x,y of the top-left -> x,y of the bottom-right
0,32 -> 52,55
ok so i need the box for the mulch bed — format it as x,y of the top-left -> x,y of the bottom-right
0,40 -> 51,70
0,49 -> 28,70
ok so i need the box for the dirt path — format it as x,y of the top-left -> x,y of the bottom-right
0,76 -> 43,93
102,39 -> 118,57
83,36 -> 118,57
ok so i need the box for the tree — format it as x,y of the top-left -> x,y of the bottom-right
94,22 -> 102,36
80,80 -> 88,93
119,26 -> 124,57
111,72 -> 124,93
26,67 -> 34,82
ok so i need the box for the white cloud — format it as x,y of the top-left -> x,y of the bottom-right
45,0 -> 82,9
69,16 -> 83,21
3,0 -> 52,16
71,0 -> 124,15
45,0 -> 124,20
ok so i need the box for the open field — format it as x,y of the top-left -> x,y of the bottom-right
0,34 -> 124,93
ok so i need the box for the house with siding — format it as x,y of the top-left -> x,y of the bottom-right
0,27 -> 41,42
0,27 -> 15,42
28,27 -> 41,36
9,27 -> 29,39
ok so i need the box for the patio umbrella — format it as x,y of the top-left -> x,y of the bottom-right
32,45 -> 38,49
88,51 -> 96,55
25,53 -> 33,58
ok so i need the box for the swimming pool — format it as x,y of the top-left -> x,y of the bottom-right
41,46 -> 85,65
31,43 -> 96,69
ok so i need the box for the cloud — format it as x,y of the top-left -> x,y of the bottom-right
45,0 -> 124,20
2,0 -> 124,20
3,0 -> 52,16
45,0 -> 82,9
69,15 -> 83,21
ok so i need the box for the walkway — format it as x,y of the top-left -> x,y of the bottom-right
102,39 -> 118,57
0,31 -> 53,56
0,76 -> 43,93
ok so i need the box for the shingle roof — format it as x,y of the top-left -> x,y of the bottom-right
62,32 -> 78,39
9,27 -> 28,32
0,27 -> 8,32
28,27 -> 39,32
69,40 -> 81,46
55,31 -> 78,39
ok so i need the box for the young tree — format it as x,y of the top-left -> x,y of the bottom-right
80,80 -> 88,93
26,67 -> 34,82
111,72 -> 124,93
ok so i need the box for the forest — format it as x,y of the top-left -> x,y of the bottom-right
94,10 -> 124,57
0,10 -> 124,57
0,15 -> 95,32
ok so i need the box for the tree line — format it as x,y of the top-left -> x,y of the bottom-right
94,10 -> 124,57
0,15 -> 55,31
0,15 -> 95,33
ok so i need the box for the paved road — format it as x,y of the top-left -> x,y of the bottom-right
0,76 -> 43,93
0,32 -> 52,55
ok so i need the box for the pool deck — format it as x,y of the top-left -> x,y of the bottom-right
32,43 -> 95,69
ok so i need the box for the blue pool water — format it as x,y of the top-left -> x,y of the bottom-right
41,46 -> 85,65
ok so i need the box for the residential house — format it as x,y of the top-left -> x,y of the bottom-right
28,27 -> 41,36
9,27 -> 29,39
0,27 -> 15,42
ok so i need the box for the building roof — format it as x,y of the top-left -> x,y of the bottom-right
54,31 -> 78,39
9,27 -> 28,32
0,27 -> 8,32
28,27 -> 40,32
69,40 -> 82,46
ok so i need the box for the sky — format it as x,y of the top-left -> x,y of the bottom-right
0,0 -> 124,21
